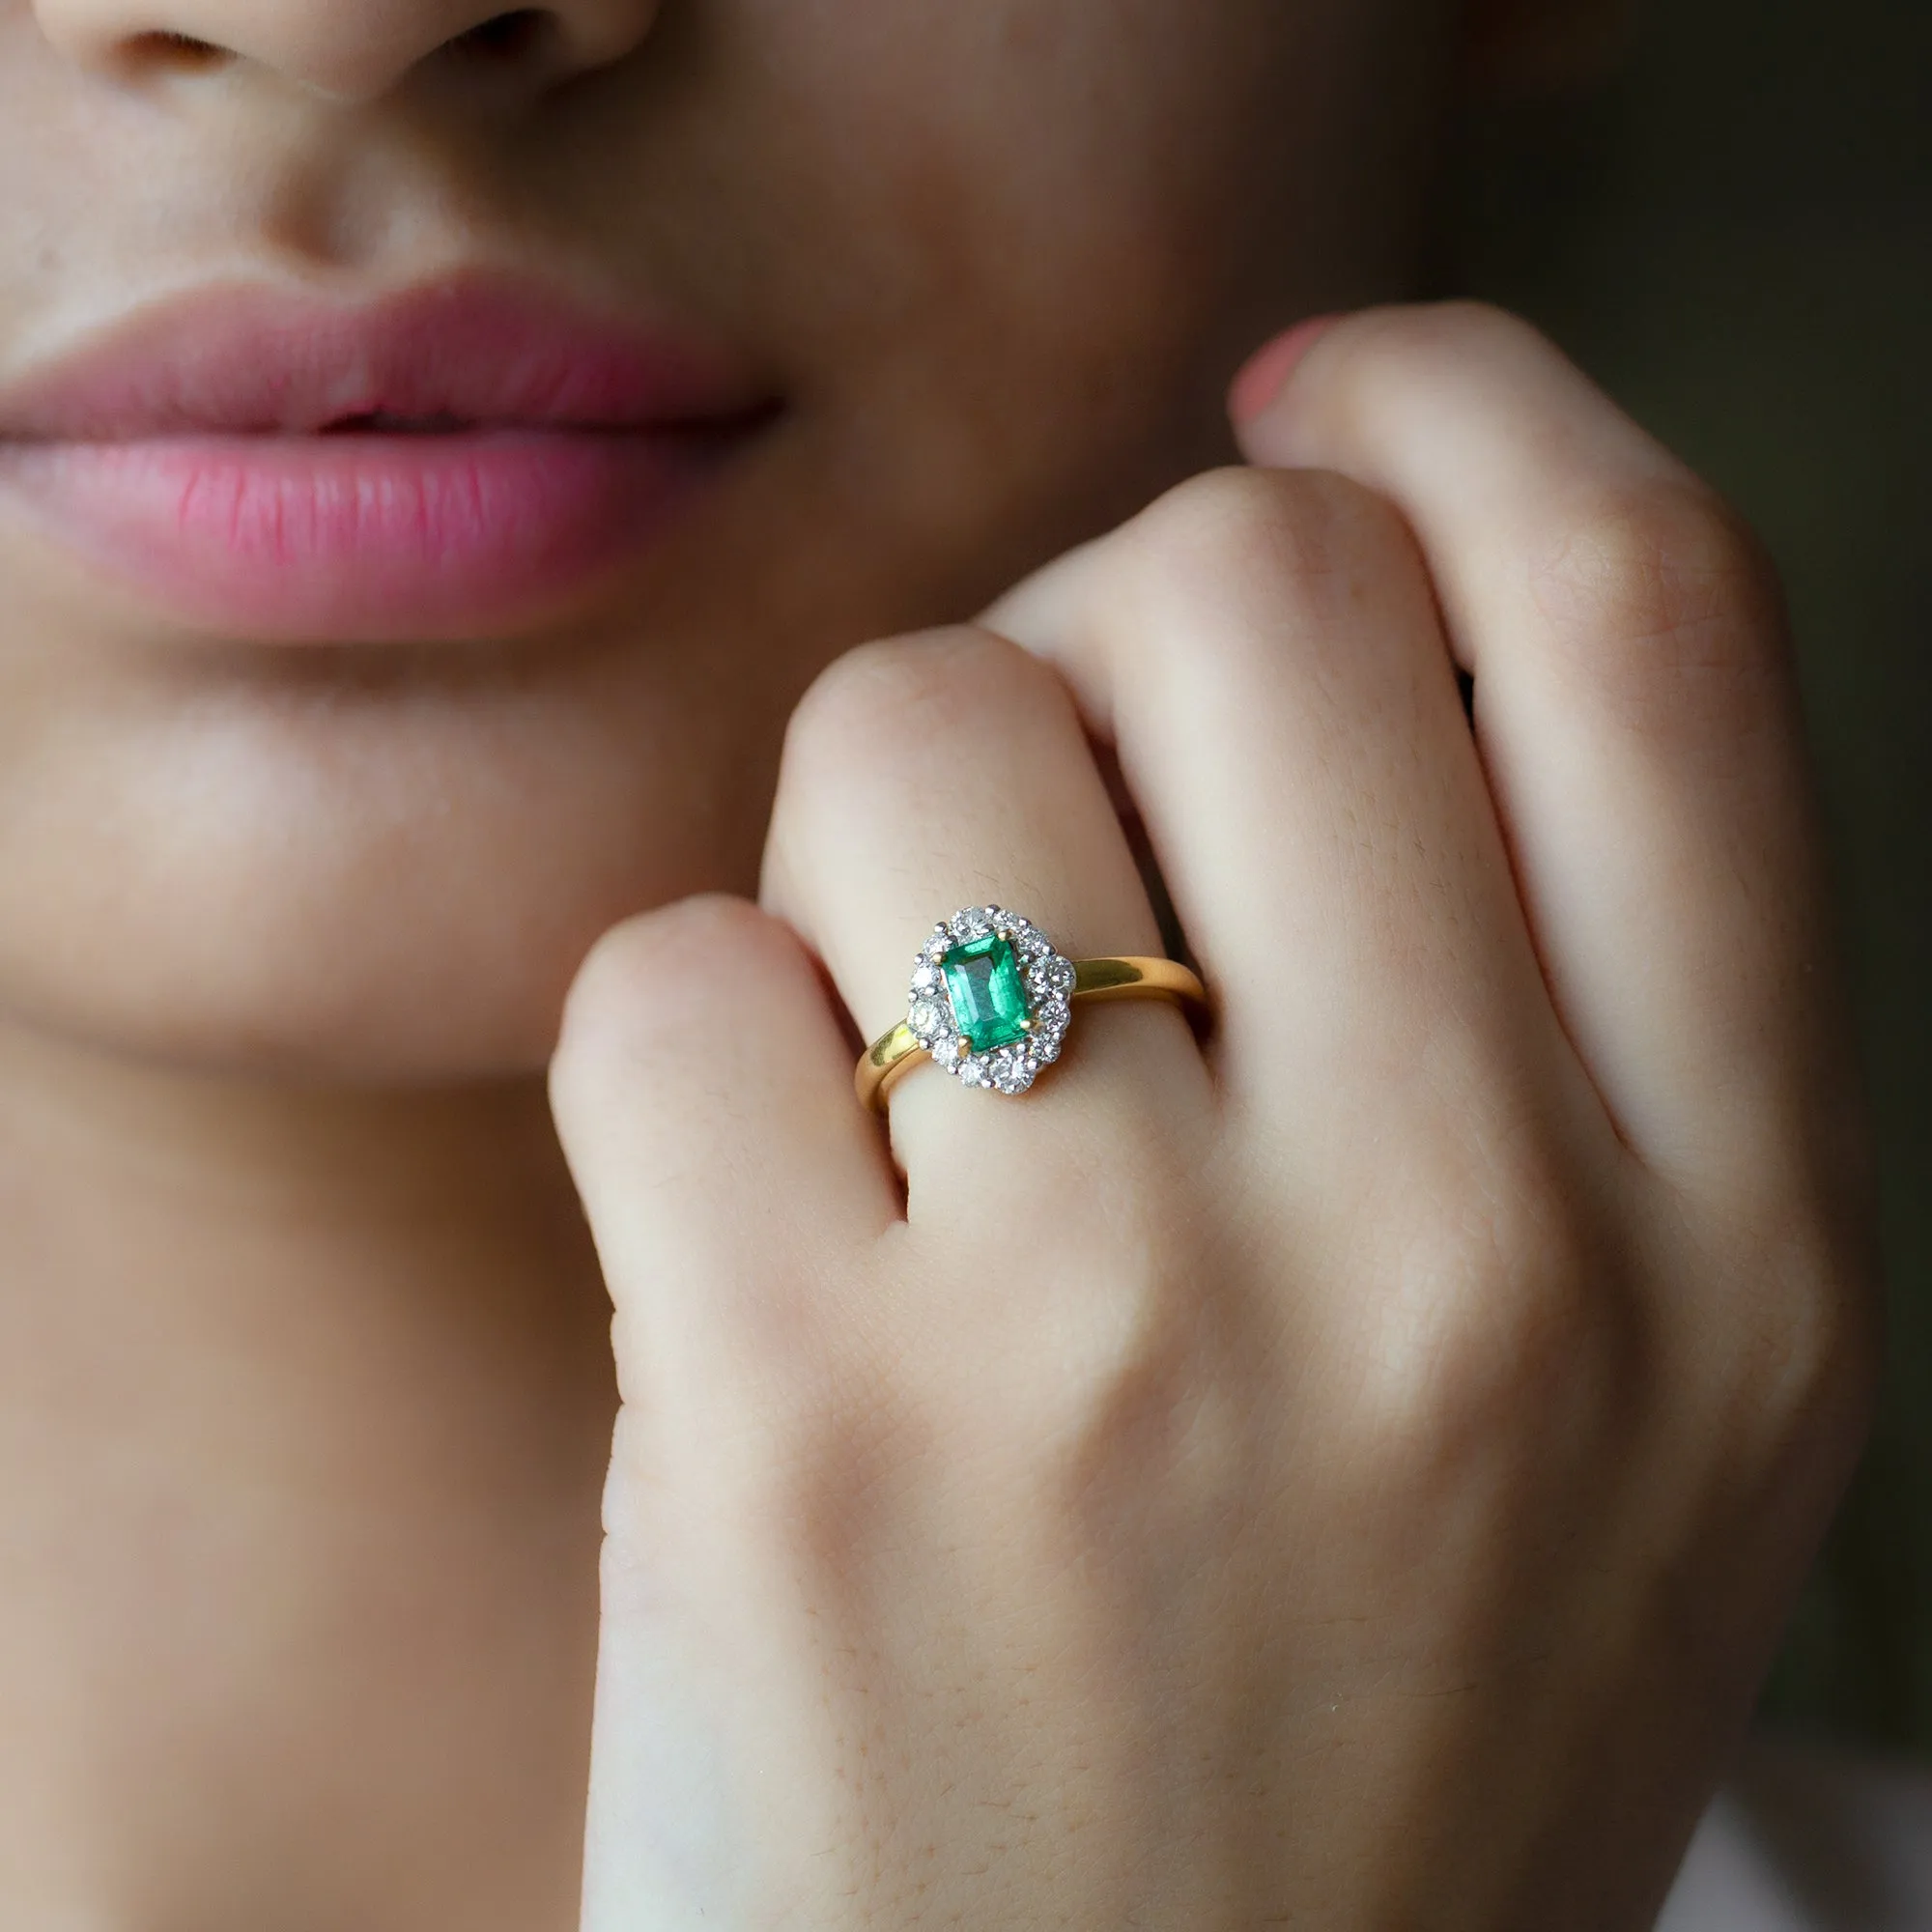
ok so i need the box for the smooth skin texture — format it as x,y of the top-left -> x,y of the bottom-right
0,2 -> 1463,1919
0,0 -> 1873,1926
0,0 -> 1447,1078
555,307 -> 1876,1926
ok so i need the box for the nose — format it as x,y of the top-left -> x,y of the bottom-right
33,0 -> 663,102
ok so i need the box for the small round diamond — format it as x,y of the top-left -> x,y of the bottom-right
909,1000 -> 945,1040
1030,956 -> 1076,998
912,964 -> 940,993
988,1048 -> 1037,1095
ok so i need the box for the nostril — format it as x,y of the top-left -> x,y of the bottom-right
447,10 -> 554,61
124,29 -> 230,71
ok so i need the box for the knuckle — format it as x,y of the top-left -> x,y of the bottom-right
784,625 -> 1061,773
1353,1152 -> 1634,1468
605,1371 -> 915,1593
1129,465 -> 1303,579
995,1232 -> 1243,1504
1123,466 -> 1422,662
908,1182 -> 1230,1479
1706,1205 -> 1884,1471
1133,465 -> 1406,596
1530,478 -> 1787,713
553,895 -> 801,1105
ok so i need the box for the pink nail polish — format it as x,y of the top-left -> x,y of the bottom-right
1228,315 -> 1342,426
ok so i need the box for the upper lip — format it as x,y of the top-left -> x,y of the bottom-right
0,272 -> 771,441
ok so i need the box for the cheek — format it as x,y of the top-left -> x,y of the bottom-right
787,1 -> 1438,313
691,0 -> 1449,561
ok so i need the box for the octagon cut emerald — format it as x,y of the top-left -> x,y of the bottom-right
941,931 -> 1032,1054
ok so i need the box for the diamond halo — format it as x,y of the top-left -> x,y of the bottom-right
906,906 -> 1077,1097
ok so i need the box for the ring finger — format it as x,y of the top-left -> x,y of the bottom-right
760,625 -> 1214,1202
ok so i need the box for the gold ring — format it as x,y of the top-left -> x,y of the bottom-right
856,905 -> 1208,1111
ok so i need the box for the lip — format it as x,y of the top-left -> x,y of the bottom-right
0,275 -> 776,641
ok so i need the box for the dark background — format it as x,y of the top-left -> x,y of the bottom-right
1452,0 -> 1932,1755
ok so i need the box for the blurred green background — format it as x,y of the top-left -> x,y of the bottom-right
1452,0 -> 1932,1754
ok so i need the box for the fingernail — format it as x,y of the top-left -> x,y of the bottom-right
1228,315 -> 1342,426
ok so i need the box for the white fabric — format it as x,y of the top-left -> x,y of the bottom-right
1658,1737 -> 1932,1930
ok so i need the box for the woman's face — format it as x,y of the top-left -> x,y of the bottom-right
0,0 -> 1453,1081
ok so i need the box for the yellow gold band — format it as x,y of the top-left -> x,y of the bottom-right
856,955 -> 1208,1111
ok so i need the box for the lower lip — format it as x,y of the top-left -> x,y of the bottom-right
0,428 -> 742,641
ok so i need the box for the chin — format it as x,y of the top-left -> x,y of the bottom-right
0,665 -> 779,1088
0,880 -> 614,1087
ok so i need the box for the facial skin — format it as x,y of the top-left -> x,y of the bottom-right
4,6 -> 1715,1928
0,0 -> 1457,1084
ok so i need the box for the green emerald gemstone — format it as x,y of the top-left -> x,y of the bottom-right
941,931 -> 1032,1054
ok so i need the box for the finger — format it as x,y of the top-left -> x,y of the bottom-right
550,895 -> 895,1402
760,626 -> 1212,1199
1233,302 -> 1847,1193
555,899 -> 897,1928
985,467 -> 1593,1173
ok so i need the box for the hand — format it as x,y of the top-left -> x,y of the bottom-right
552,303 -> 1877,1929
